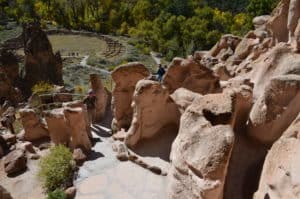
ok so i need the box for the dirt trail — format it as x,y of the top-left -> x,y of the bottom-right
75,111 -> 169,199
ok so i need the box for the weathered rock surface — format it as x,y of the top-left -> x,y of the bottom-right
253,15 -> 271,30
170,88 -> 202,114
64,107 -> 92,152
111,62 -> 150,131
246,43 -> 300,144
125,80 -> 180,147
19,108 -> 49,141
65,186 -> 77,199
4,149 -> 27,175
254,113 -> 300,199
90,74 -> 109,122
73,148 -> 87,166
0,50 -> 23,104
23,23 -> 63,94
163,57 -> 220,94
168,84 -> 252,199
0,185 -> 13,199
45,108 -> 70,145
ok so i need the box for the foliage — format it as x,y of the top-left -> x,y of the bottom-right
31,81 -> 54,94
1,0 -> 279,59
47,189 -> 67,199
38,145 -> 74,192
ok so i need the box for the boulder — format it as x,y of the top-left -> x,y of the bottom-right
0,185 -> 13,199
295,19 -> 300,51
170,88 -> 202,114
19,108 -> 49,141
209,34 -> 242,61
23,22 -> 63,95
125,80 -> 180,147
4,149 -> 27,175
266,0 -> 290,43
73,148 -> 87,166
64,107 -> 92,152
44,108 -> 71,146
1,132 -> 16,146
248,75 -> 300,144
89,74 -> 109,122
254,113 -> 300,199
163,57 -> 220,94
168,84 -> 252,199
16,141 -> 35,154
65,187 -> 76,199
253,15 -> 271,30
287,0 -> 300,42
111,62 -> 150,131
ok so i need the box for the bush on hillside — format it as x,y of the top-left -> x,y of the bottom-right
32,81 -> 55,94
38,145 -> 75,192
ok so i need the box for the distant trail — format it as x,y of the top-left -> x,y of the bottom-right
150,52 -> 161,65
80,55 -> 111,76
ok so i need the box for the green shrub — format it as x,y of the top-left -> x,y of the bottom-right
47,189 -> 67,199
38,145 -> 74,192
32,81 -> 55,94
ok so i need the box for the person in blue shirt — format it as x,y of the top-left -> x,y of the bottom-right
157,64 -> 166,82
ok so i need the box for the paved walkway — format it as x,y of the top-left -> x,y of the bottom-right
75,123 -> 169,199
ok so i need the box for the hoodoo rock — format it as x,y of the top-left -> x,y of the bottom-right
168,84 -> 252,199
254,113 -> 300,199
23,23 -> 63,94
111,62 -> 150,131
163,57 -> 220,94
89,74 -> 109,122
44,108 -> 71,146
124,80 -> 180,147
64,107 -> 92,152
19,108 -> 49,141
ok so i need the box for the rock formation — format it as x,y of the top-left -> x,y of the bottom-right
4,149 -> 27,175
64,107 -> 92,152
124,80 -> 180,147
168,83 -> 252,199
0,50 -> 23,104
44,102 -> 92,152
111,62 -> 150,131
254,113 -> 300,199
163,57 -> 220,94
89,74 -> 109,122
23,23 -> 63,94
19,108 -> 49,141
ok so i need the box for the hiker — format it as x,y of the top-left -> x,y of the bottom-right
156,64 -> 166,82
83,89 -> 97,122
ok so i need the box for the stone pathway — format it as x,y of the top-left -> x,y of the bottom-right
75,124 -> 169,199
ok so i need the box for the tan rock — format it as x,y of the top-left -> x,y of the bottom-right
254,113 -> 300,199
73,148 -> 87,166
125,80 -> 180,147
287,0 -> 300,42
65,186 -> 76,199
4,149 -> 27,175
247,75 -> 300,144
253,15 -> 271,30
64,107 -> 92,152
209,34 -> 242,61
19,108 -> 49,141
170,88 -> 202,114
89,74 -> 109,122
0,185 -> 13,199
295,19 -> 300,51
168,85 -> 252,199
45,108 -> 71,146
111,62 -> 150,131
163,57 -> 220,94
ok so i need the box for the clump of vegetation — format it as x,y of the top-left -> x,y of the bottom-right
32,81 -> 55,94
38,145 -> 75,192
1,0 -> 279,60
47,189 -> 67,199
